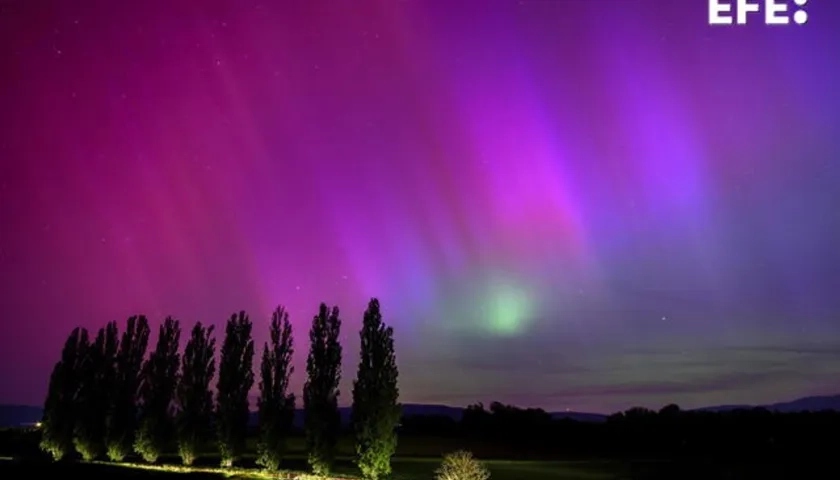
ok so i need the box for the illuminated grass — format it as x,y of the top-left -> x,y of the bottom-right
94,461 -> 359,480
95,458 -> 619,480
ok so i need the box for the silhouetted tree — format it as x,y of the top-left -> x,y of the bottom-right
216,311 -> 255,467
461,403 -> 491,436
304,303 -> 343,476
106,315 -> 150,461
352,298 -> 400,480
135,317 -> 181,463
176,322 -> 216,466
256,306 -> 296,471
659,404 -> 681,417
74,321 -> 119,461
40,327 -> 89,461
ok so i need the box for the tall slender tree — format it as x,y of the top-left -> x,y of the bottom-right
135,317 -> 182,463
352,299 -> 400,480
304,303 -> 343,476
176,322 -> 216,466
40,327 -> 89,461
216,311 -> 255,468
106,315 -> 150,461
74,321 -> 119,461
256,306 -> 296,471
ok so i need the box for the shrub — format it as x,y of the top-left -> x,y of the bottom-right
178,442 -> 196,466
435,450 -> 491,480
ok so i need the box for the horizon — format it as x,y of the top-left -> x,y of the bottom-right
2,0 -> 840,414
4,391 -> 840,417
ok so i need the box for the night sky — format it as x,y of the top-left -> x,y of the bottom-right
1,0 -> 839,413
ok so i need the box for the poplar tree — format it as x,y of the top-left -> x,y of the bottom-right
257,306 -> 296,471
106,315 -> 150,461
74,321 -> 119,461
135,317 -> 181,463
216,311 -> 255,468
176,322 -> 216,466
304,303 -> 343,476
40,327 -> 89,461
352,298 -> 400,480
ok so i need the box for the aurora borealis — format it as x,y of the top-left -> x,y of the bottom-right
1,0 -> 839,413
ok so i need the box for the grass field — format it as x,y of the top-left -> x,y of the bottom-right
5,456 -> 833,480
0,457 -> 620,480
332,457 -> 618,480
1,429 -> 836,479
143,453 -> 621,480
3,453 -> 836,480
0,429 -> 621,479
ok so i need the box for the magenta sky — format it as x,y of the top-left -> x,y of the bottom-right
1,0 -> 839,413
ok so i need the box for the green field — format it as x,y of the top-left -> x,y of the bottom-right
1,456 -> 822,480
148,452 -> 620,480
0,457 -> 620,480
0,429 -> 831,480
287,457 -> 618,480
0,429 -> 622,480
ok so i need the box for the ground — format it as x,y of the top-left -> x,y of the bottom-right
1,455 -> 826,480
0,429 -> 833,479
0,457 -> 618,480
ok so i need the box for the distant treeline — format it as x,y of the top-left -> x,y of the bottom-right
399,401 -> 840,459
38,299 -> 400,479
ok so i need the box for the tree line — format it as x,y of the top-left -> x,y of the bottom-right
400,401 -> 840,460
39,298 -> 400,480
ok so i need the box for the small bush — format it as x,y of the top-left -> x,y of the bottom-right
134,427 -> 162,463
39,438 -> 68,462
107,442 -> 131,462
74,436 -> 100,462
178,442 -> 197,466
435,450 -> 491,480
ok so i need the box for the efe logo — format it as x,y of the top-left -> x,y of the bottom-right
708,0 -> 809,25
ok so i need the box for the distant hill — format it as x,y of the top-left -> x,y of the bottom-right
696,395 -> 840,413
4,395 -> 840,428
0,405 -> 42,428
693,404 -> 753,413
766,395 -> 840,412
551,411 -> 609,422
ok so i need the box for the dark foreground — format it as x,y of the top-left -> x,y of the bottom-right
0,456 -> 836,480
3,425 -> 839,479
